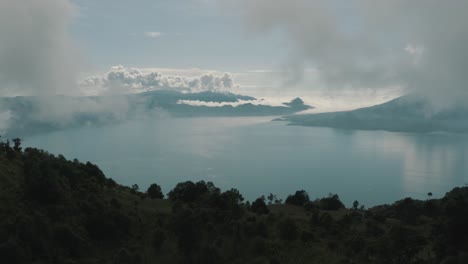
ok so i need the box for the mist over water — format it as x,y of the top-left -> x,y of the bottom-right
24,117 -> 468,207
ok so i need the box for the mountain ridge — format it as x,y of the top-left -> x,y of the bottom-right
281,94 -> 468,133
0,90 -> 312,137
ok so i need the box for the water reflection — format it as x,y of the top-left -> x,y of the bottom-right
380,132 -> 468,198
23,117 -> 468,206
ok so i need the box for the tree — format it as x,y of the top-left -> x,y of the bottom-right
267,193 -> 277,205
427,192 -> 433,199
318,194 -> 345,210
12,138 -> 22,152
5,139 -> 15,159
352,200 -> 359,210
285,190 -> 310,207
168,181 -> 219,202
217,188 -> 244,210
170,208 -> 202,260
131,184 -> 139,192
147,183 -> 164,199
251,196 -> 269,215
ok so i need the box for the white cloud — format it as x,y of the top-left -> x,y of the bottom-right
404,44 -> 425,65
144,31 -> 163,38
239,0 -> 468,106
81,65 -> 238,95
0,0 -> 80,96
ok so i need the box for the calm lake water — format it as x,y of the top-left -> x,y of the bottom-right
24,117 -> 468,207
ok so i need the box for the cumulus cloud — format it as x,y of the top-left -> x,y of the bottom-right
82,65 -> 238,94
0,0 -> 80,96
240,0 -> 468,106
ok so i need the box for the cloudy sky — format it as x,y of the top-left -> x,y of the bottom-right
72,0 -> 278,71
1,0 -> 468,108
71,0 -> 297,97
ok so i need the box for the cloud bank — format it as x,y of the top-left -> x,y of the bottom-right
241,0 -> 468,106
82,65 -> 237,94
0,0 -> 80,96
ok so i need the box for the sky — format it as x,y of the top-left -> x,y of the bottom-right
70,0 -> 403,103
72,0 -> 282,71
70,0 -> 309,99
1,0 -> 468,109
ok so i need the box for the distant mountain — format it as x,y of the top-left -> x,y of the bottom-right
0,90 -> 312,136
135,90 -> 256,103
129,91 -> 311,117
281,95 -> 468,133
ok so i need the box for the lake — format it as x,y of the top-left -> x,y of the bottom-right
24,116 -> 468,207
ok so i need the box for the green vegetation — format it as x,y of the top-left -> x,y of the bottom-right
1,138 -> 468,263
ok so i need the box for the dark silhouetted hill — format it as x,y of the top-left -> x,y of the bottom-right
0,139 -> 467,263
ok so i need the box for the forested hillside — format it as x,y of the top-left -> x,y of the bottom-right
0,139 -> 467,264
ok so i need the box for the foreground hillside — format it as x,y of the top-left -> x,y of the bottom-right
281,95 -> 468,133
1,140 -> 468,263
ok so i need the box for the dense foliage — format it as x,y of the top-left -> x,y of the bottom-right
1,138 -> 468,263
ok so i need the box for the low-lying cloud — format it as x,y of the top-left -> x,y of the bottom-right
240,0 -> 468,106
82,65 -> 237,94
0,0 -> 80,96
